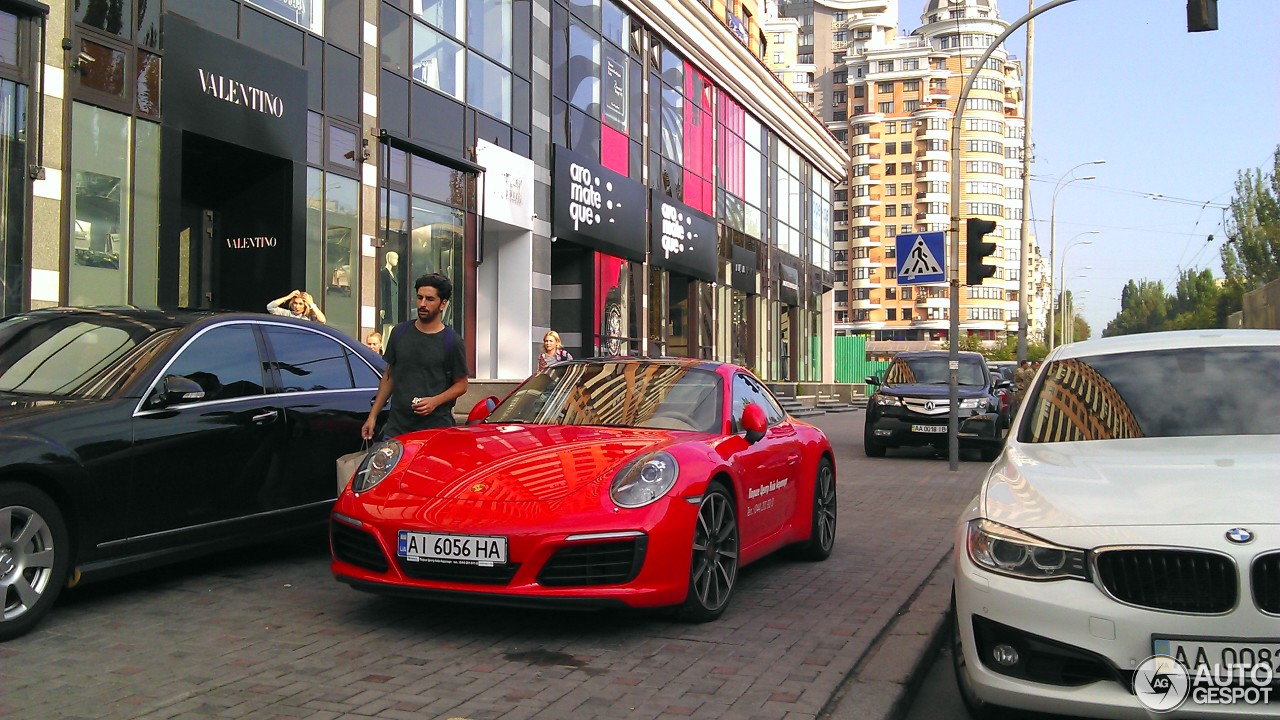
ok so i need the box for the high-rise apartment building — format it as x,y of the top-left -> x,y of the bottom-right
766,0 -> 1048,349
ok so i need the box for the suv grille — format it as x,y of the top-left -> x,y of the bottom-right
537,540 -> 646,587
1095,549 -> 1236,614
1253,552 -> 1280,615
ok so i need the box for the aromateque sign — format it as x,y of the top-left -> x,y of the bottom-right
551,145 -> 646,262
731,244 -> 758,294
649,191 -> 718,282
780,263 -> 801,306
163,14 -> 306,161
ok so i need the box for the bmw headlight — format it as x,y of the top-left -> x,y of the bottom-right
960,398 -> 989,410
875,394 -> 903,407
353,440 -> 403,493
966,519 -> 1087,581
610,451 -> 679,508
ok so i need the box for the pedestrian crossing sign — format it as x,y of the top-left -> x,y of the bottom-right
895,232 -> 946,285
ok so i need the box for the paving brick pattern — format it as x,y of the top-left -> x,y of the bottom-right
0,411 -> 986,720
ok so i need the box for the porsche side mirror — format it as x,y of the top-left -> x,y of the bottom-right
467,395 -> 499,425
161,375 -> 205,405
741,403 -> 767,444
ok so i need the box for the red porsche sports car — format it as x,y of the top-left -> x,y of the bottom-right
330,357 -> 837,621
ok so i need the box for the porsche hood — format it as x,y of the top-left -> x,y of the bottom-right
391,424 -> 680,502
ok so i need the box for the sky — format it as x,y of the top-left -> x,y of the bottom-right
903,0 -> 1280,335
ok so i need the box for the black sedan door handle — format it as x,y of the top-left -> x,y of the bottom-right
252,410 -> 279,424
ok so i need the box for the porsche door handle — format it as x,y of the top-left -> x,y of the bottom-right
252,410 -> 279,424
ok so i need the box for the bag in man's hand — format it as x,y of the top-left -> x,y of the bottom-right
336,440 -> 370,494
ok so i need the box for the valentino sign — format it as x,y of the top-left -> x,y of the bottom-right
226,236 -> 279,249
197,69 -> 285,117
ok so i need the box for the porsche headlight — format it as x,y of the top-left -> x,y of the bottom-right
610,451 -> 679,508
352,440 -> 403,493
966,519 -> 1087,581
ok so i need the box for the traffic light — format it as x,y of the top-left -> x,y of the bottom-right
965,218 -> 998,286
1187,0 -> 1218,32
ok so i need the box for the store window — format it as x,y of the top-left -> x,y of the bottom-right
69,104 -> 133,306
247,0 -> 324,34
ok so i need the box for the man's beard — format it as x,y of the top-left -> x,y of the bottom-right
417,307 -> 440,323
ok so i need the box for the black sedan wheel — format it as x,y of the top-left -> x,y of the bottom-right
677,484 -> 739,622
1,484 -> 72,642
788,458 -> 836,561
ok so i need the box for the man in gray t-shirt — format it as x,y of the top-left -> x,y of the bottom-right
362,274 -> 468,440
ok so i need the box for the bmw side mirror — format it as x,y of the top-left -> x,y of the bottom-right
467,395 -> 500,425
741,403 -> 767,444
161,375 -> 205,405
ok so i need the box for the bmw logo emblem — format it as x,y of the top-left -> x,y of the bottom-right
1225,527 -> 1254,544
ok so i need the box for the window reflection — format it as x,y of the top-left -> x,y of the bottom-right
73,0 -> 132,38
413,21 -> 464,99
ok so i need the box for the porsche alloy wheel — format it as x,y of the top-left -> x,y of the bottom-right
677,485 -> 739,622
788,458 -> 836,561
0,484 -> 71,642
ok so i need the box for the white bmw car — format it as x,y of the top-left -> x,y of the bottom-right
952,329 -> 1280,719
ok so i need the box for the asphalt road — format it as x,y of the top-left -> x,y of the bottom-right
0,409 -> 989,720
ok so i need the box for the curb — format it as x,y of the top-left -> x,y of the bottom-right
822,551 -> 955,720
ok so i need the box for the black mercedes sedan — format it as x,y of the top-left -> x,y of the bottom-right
0,307 -> 385,640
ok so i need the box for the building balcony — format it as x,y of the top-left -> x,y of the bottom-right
851,127 -> 882,142
919,148 -> 950,161
849,213 -> 880,227
849,193 -> 880,206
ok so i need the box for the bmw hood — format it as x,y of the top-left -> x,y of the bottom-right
982,436 -> 1280,529
393,424 -> 677,502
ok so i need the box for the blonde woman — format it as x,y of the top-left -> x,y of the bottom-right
267,289 -> 327,323
537,331 -> 572,371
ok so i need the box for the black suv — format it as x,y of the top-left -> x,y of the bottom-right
863,351 -> 1009,461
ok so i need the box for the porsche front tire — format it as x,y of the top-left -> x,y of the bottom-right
676,484 -> 739,623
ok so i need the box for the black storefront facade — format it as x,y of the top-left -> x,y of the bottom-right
157,16 -> 307,313
19,1 -> 842,384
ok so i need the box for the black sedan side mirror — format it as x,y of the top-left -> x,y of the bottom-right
160,375 -> 205,405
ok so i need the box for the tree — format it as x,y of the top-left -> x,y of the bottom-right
1220,146 -> 1280,296
1168,268 -> 1220,330
1045,290 -> 1091,346
1103,280 -> 1168,337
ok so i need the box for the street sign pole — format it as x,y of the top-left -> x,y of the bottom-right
948,0 -> 1079,471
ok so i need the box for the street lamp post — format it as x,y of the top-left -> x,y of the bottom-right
1058,231 -> 1097,343
1061,268 -> 1091,345
1048,160 -> 1104,350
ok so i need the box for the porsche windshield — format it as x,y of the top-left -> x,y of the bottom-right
486,360 -> 724,432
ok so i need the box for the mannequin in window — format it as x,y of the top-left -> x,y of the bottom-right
379,251 -> 400,324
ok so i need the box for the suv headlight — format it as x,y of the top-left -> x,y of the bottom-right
353,440 -> 403,493
610,451 -> 679,508
966,519 -> 1087,581
959,398 -> 989,410
875,394 -> 903,407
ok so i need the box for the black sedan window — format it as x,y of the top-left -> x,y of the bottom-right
163,325 -> 266,402
261,326 -> 355,391
0,315 -> 154,397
